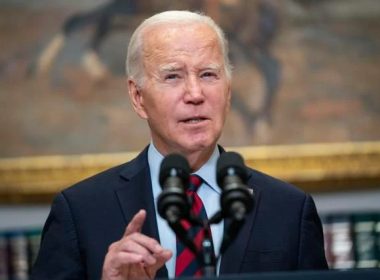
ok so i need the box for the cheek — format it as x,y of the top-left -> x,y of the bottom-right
144,93 -> 169,116
212,94 -> 229,116
147,97 -> 179,130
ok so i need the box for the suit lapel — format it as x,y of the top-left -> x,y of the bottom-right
220,170 -> 261,274
115,147 -> 168,278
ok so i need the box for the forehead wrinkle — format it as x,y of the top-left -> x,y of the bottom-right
142,23 -> 225,77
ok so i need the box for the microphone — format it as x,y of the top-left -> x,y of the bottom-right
158,153 -> 190,224
217,152 -> 254,221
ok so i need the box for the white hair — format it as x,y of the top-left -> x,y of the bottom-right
126,10 -> 232,87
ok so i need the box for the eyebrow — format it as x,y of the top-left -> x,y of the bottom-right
202,63 -> 221,72
159,64 -> 182,72
159,63 -> 222,73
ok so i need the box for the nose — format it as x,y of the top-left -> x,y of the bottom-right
183,76 -> 204,104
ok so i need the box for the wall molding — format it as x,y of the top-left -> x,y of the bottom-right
1,141 -> 379,203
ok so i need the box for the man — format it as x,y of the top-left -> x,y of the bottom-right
31,10 -> 327,280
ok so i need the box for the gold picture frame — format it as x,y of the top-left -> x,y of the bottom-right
1,141 -> 379,203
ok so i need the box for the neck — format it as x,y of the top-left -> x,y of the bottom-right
152,142 -> 216,172
186,146 -> 215,172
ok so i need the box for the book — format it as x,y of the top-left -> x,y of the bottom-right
26,229 -> 42,274
0,232 -> 9,280
352,213 -> 378,269
7,230 -> 29,280
322,211 -> 380,270
328,213 -> 355,269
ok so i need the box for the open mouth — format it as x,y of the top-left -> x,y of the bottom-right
182,117 -> 208,124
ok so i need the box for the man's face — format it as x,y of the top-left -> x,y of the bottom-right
129,22 -> 231,156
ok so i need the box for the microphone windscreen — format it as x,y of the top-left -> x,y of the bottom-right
159,153 -> 190,186
216,152 -> 247,187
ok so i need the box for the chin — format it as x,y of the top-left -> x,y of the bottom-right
181,137 -> 216,153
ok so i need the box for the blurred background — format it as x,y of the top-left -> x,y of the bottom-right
0,0 -> 379,156
0,0 -> 380,276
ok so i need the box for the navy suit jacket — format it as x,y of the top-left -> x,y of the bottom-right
31,146 -> 327,279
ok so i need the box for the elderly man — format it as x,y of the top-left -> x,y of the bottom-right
31,10 -> 327,280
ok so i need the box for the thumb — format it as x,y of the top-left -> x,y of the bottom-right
124,209 -> 146,236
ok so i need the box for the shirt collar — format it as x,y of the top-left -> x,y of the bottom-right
147,142 -> 221,194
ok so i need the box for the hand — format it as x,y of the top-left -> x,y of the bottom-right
102,210 -> 172,280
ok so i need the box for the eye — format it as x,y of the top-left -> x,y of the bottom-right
201,71 -> 218,79
165,73 -> 180,80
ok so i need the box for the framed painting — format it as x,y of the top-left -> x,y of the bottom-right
0,0 -> 379,202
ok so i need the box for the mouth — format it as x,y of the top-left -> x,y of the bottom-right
181,117 -> 208,124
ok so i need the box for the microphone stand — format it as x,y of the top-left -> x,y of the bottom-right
218,216 -> 245,255
167,219 -> 197,255
167,214 -> 217,277
167,210 -> 247,278
201,221 -> 216,277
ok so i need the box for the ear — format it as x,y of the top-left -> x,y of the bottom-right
128,79 -> 148,119
226,80 -> 232,113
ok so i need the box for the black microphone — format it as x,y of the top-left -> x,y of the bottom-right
217,152 -> 254,221
158,153 -> 191,224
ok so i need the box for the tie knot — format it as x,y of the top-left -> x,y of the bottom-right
188,174 -> 203,192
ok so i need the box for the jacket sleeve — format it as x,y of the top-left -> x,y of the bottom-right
30,192 -> 85,280
297,194 -> 329,269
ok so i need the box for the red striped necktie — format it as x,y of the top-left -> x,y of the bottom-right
175,174 -> 214,277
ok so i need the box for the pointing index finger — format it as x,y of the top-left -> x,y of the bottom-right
124,209 -> 146,236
